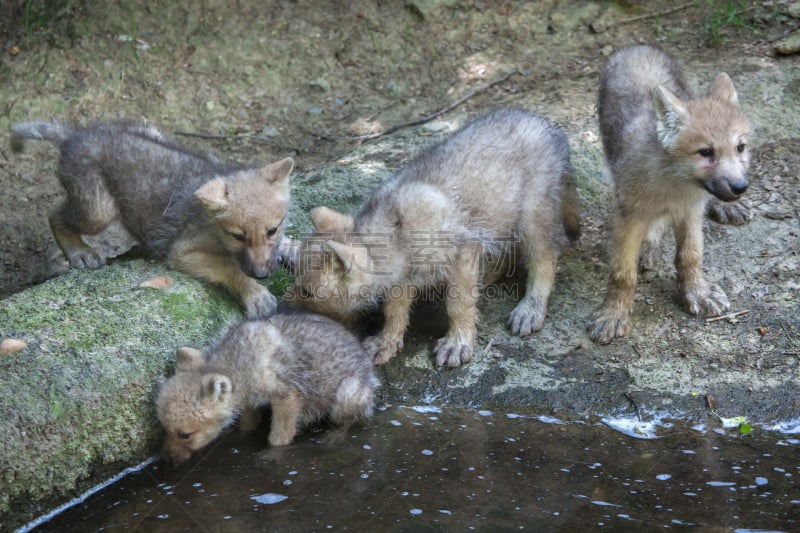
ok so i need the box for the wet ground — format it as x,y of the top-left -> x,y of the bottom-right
23,406 -> 800,532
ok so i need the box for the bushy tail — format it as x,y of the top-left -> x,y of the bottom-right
10,121 -> 72,153
561,170 -> 581,242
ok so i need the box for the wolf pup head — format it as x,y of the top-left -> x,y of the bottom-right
195,157 -> 294,278
654,73 -> 751,202
156,347 -> 237,465
285,206 -> 376,321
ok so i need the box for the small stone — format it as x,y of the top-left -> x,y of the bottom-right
774,29 -> 800,55
0,339 -> 27,354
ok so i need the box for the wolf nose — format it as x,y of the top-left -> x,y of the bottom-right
730,181 -> 748,196
251,264 -> 271,278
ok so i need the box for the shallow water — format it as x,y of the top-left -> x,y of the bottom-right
24,407 -> 800,532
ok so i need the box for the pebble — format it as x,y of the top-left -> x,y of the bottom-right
774,29 -> 800,55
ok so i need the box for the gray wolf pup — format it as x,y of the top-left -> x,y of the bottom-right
156,312 -> 379,465
11,120 -> 294,318
286,108 -> 580,368
589,45 -> 752,343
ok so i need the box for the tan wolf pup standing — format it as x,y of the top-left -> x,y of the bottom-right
11,121 -> 294,318
589,45 -> 752,343
157,313 -> 379,465
286,108 -> 580,368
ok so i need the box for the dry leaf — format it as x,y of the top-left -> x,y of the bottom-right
0,338 -> 27,354
138,275 -> 173,290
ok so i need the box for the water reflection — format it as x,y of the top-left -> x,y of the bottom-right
29,407 -> 800,531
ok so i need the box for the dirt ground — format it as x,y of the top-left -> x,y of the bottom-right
0,0 -> 794,295
0,1 -> 798,415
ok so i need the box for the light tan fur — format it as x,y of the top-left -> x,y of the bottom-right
589,45 -> 752,343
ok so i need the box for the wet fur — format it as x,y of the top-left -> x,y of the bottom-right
156,313 -> 379,464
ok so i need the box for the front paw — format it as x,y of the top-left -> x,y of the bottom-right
588,306 -> 632,344
682,282 -> 730,316
243,285 -> 277,318
277,236 -> 299,271
67,248 -> 105,270
706,198 -> 752,226
363,334 -> 402,366
508,297 -> 546,337
433,334 -> 474,368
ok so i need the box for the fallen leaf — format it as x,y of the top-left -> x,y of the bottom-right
705,394 -> 718,410
756,326 -> 767,337
138,275 -> 173,290
0,338 -> 27,354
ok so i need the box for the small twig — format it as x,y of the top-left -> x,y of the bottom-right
705,309 -> 751,323
592,2 -> 695,32
327,69 -> 523,143
624,392 -> 642,422
174,130 -> 299,152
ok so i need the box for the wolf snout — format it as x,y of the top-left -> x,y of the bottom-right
705,177 -> 748,202
246,262 -> 273,278
162,445 -> 192,466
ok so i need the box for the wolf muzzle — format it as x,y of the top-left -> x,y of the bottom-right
705,177 -> 748,202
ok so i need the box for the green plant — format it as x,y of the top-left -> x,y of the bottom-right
704,0 -> 754,45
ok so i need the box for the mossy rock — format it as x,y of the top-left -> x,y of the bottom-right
0,260 -> 242,526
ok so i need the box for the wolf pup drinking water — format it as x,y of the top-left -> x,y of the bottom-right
11,121 -> 294,318
286,108 -> 580,368
157,313 -> 378,465
589,45 -> 752,343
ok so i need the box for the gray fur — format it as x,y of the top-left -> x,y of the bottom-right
288,108 -> 580,368
589,45 -> 752,344
157,312 -> 378,464
10,119 -> 294,318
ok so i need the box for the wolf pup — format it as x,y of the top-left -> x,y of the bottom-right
286,108 -> 580,368
11,121 -> 294,318
589,45 -> 752,343
156,313 -> 379,465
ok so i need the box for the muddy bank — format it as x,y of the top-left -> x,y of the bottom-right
1,1 -> 799,530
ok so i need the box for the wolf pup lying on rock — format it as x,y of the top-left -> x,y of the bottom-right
589,45 -> 752,343
286,108 -> 580,368
11,121 -> 294,318
156,313 -> 379,465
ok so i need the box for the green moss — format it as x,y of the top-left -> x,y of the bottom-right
0,259 -> 241,520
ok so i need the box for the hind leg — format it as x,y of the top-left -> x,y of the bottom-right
507,203 -> 560,337
639,217 -> 667,271
51,168 -> 119,269
508,231 -> 556,337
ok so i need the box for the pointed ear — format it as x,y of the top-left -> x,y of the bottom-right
176,347 -> 204,372
310,206 -> 355,233
201,374 -> 233,405
194,178 -> 228,212
654,85 -> 689,148
326,240 -> 369,274
261,157 -> 294,185
708,72 -> 738,106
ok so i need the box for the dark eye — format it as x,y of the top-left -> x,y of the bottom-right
737,143 -> 746,154
177,431 -> 192,440
698,148 -> 714,158
230,232 -> 246,242
267,226 -> 278,237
